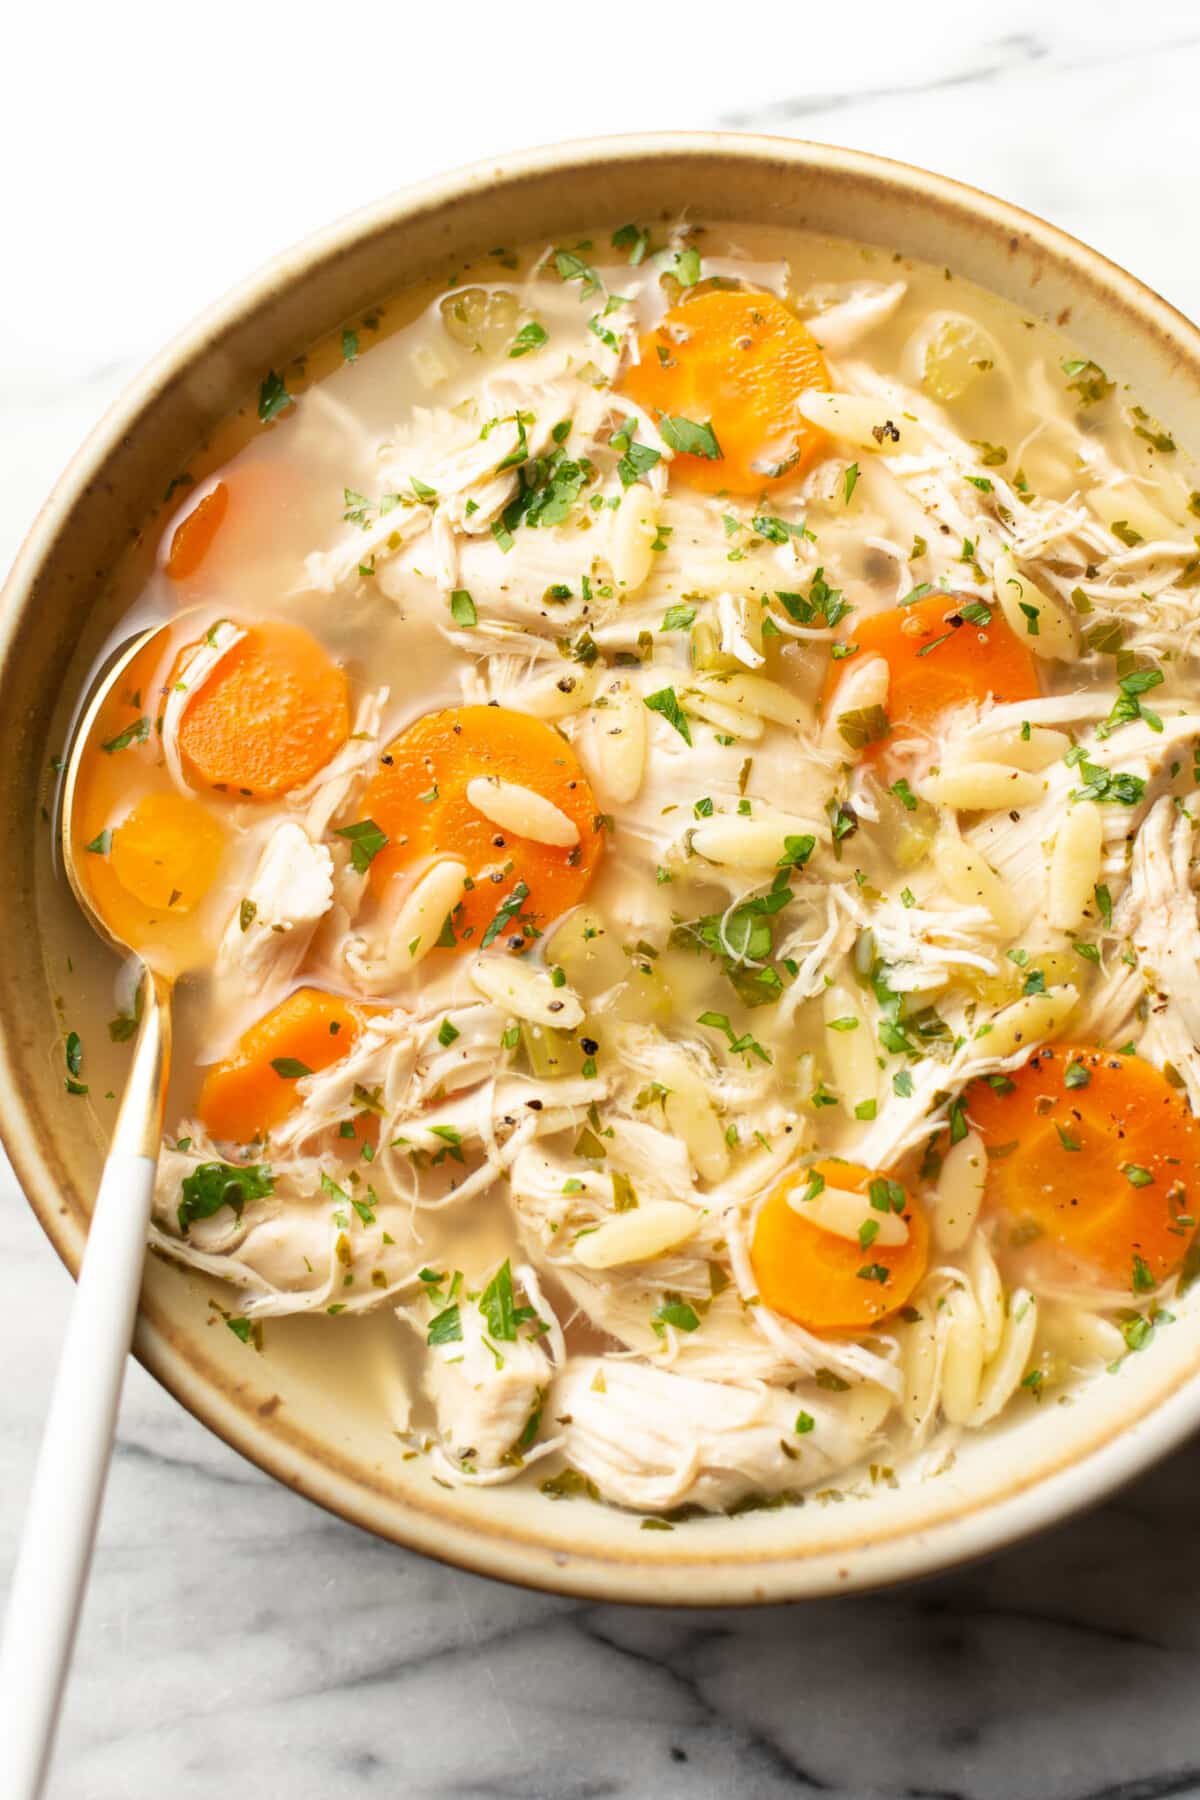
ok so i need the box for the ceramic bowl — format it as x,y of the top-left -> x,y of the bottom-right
6,133 -> 1200,1604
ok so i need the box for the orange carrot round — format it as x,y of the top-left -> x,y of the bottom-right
360,705 -> 603,951
197,987 -> 364,1144
823,590 -> 1041,749
620,290 -> 830,495
166,483 -> 230,581
751,1159 -> 929,1333
108,792 -> 225,912
176,618 -> 349,800
967,1044 -> 1200,1289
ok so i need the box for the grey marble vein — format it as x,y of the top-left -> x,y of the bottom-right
718,26 -> 1200,130
719,32 -> 1053,128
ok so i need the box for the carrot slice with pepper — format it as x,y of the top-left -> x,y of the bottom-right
823,590 -> 1040,751
620,290 -> 830,495
197,987 -> 364,1144
967,1044 -> 1200,1290
166,483 -> 230,581
751,1159 -> 929,1333
177,618 -> 349,800
359,705 -> 603,952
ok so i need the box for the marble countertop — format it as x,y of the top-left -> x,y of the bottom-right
6,5 -> 1200,1795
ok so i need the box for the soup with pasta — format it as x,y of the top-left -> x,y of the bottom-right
53,220 -> 1200,1517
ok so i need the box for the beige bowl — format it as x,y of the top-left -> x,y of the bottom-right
6,133 -> 1200,1604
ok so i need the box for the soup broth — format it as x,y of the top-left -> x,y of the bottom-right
43,219 -> 1200,1517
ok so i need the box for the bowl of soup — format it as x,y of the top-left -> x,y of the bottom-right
8,133 -> 1200,1603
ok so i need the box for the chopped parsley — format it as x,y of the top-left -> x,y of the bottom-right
479,1260 -> 529,1342
270,1057 -> 312,1079
698,1010 -> 771,1065
257,370 -> 294,423
509,320 -> 549,358
857,1263 -> 890,1285
653,1299 -> 701,1335
610,416 -> 663,487
178,1162 -> 273,1234
101,716 -> 150,755
611,222 -> 650,264
673,247 -> 702,287
64,1030 -> 87,1095
480,879 -> 534,950
775,569 -> 852,629
1070,762 -> 1146,807
1131,1254 -> 1155,1294
1061,357 -> 1113,406
643,687 -> 692,744
659,415 -> 722,460
753,514 -> 810,544
553,247 -> 601,295
427,1303 -> 463,1346
335,818 -> 389,872
1098,666 -> 1164,737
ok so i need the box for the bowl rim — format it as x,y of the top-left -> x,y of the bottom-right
7,128 -> 1200,1605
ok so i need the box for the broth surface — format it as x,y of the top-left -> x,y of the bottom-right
43,220 -> 1200,1516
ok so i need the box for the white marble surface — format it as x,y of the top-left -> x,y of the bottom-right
6,5 -> 1200,1795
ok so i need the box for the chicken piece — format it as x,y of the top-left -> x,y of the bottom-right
405,1265 -> 557,1476
965,763 -> 1074,924
1120,796 -> 1200,1107
149,1132 -> 423,1317
803,281 -> 906,354
552,1358 -> 890,1514
298,686 -> 389,840
159,620 -> 245,794
214,822 -> 333,997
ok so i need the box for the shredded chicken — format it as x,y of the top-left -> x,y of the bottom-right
401,1264 -> 562,1483
1120,797 -> 1200,1106
212,822 -> 333,1003
552,1359 -> 889,1513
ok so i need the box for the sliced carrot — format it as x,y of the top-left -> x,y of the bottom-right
71,632 -> 170,835
197,987 -> 364,1144
751,1159 -> 929,1333
161,461 -> 300,591
166,483 -> 230,581
360,705 -> 603,951
176,618 -> 349,800
70,633 -> 225,946
966,1044 -> 1200,1290
108,792 -> 225,912
822,590 -> 1041,751
619,290 -> 830,495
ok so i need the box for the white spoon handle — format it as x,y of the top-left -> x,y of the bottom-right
0,969 -> 169,1798
0,1150 -> 157,1797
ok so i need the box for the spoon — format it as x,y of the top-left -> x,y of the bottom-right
0,625 -> 174,1799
